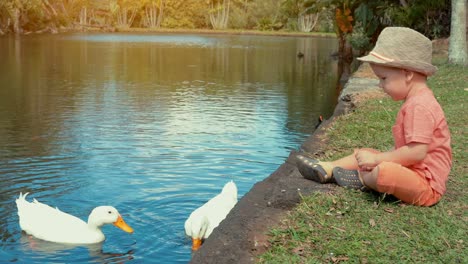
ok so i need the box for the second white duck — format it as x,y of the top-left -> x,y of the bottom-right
184,180 -> 237,250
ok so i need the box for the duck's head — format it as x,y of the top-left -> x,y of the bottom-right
88,206 -> 134,233
189,215 -> 209,251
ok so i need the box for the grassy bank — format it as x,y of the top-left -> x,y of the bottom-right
34,25 -> 336,38
258,62 -> 467,263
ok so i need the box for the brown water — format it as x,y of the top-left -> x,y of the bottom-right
0,33 -> 339,263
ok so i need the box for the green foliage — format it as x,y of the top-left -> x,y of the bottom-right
284,18 -> 298,31
345,2 -> 382,53
229,0 -> 283,30
280,0 -> 324,31
386,0 -> 450,39
162,0 -> 208,29
353,2 -> 378,36
256,17 -> 275,31
281,0 -> 321,18
229,3 -> 250,29
0,0 -> 453,36
346,23 -> 370,54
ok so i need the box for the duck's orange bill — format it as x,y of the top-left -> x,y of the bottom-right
113,215 -> 134,233
192,238 -> 202,251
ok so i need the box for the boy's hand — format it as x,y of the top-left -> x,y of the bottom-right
355,150 -> 379,171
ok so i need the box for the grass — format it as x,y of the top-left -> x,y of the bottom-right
258,62 -> 468,263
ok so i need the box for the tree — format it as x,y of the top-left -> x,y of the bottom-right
110,0 -> 139,28
449,0 -> 467,66
141,0 -> 164,28
208,0 -> 230,29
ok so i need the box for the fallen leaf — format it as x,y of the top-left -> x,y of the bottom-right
332,226 -> 346,232
384,208 -> 394,213
292,246 -> 304,256
369,219 -> 376,227
332,256 -> 350,263
401,229 -> 410,238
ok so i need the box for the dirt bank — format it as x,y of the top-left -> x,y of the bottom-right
189,63 -> 383,264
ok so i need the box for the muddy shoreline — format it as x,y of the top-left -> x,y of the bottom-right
189,64 -> 381,263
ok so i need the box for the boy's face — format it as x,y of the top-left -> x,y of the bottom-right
370,64 -> 409,101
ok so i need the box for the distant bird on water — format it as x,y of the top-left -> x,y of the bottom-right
315,115 -> 323,129
297,52 -> 304,58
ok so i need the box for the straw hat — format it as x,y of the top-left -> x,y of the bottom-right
358,27 -> 437,76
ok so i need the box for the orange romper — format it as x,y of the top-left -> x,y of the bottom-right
374,87 -> 452,206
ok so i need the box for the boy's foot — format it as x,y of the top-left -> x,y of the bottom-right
333,167 -> 367,190
296,154 -> 332,183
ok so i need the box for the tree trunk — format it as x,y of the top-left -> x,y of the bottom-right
449,0 -> 468,66
13,8 -> 20,34
209,0 -> 230,29
144,1 -> 164,28
298,13 -> 320,32
80,7 -> 87,26
158,0 -> 164,27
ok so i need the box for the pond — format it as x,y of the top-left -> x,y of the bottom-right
0,33 -> 339,263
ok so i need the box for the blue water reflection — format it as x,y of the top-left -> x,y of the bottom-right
0,33 -> 339,263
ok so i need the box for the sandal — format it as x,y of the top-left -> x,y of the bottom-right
296,154 -> 332,183
333,167 -> 366,190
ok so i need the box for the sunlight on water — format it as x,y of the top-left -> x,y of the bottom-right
67,33 -> 216,46
0,33 -> 339,263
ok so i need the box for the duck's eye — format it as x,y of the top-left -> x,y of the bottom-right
108,211 -> 112,214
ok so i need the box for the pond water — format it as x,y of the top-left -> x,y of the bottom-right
0,33 -> 339,263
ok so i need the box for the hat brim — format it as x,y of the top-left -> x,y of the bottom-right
357,54 -> 437,76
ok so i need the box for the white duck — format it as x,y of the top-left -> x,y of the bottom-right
16,193 -> 133,244
184,180 -> 237,251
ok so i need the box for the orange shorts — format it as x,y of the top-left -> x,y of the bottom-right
356,149 -> 441,206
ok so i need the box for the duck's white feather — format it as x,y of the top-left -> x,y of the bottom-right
16,193 -> 132,244
185,181 -> 237,239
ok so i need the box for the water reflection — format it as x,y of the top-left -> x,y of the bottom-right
17,235 -> 135,263
0,33 -> 339,263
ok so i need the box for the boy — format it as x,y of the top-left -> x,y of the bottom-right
296,27 -> 452,206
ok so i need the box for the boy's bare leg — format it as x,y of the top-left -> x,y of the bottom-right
330,153 -> 359,170
361,168 -> 379,190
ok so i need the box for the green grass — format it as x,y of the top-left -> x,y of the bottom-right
258,63 -> 467,263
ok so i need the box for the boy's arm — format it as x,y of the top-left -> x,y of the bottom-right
356,142 -> 428,170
